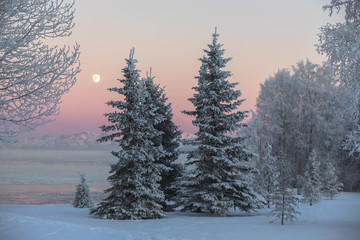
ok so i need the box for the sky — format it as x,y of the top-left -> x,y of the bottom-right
34,0 -> 343,136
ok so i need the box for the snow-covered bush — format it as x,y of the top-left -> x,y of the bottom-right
73,173 -> 94,208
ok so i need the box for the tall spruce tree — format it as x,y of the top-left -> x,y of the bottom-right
90,49 -> 166,220
179,28 -> 264,215
141,72 -> 183,211
302,150 -> 322,206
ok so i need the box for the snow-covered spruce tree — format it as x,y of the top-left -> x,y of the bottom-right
268,155 -> 300,225
90,49 -> 166,220
302,150 -> 322,206
141,72 -> 183,211
73,172 -> 94,208
322,162 -> 343,200
179,29 -> 264,215
257,143 -> 278,208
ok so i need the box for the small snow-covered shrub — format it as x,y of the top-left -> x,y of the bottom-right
73,172 -> 94,208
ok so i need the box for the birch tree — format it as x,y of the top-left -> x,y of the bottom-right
318,0 -> 360,150
252,60 -> 347,186
0,0 -> 80,142
318,0 -> 360,115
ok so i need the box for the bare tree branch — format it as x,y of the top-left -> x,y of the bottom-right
0,0 -> 81,142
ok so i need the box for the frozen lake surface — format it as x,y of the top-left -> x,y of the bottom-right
0,149 -> 113,185
0,184 -> 107,204
0,149 -> 111,204
0,148 -> 187,186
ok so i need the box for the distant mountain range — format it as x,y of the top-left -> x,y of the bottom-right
1,131 -> 196,150
181,132 -> 196,139
1,131 -> 110,150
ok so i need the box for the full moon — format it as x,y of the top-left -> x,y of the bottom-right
92,74 -> 101,83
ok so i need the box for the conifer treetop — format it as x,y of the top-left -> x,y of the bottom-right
184,28 -> 246,135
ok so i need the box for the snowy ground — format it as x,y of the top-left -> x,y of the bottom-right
1,192 -> 359,240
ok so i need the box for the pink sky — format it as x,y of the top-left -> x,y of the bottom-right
35,0 -> 341,136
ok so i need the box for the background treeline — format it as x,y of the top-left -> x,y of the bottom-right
245,60 -> 359,191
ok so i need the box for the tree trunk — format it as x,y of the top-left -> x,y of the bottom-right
281,194 -> 285,225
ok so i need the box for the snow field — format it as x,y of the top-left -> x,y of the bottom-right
0,192 -> 359,240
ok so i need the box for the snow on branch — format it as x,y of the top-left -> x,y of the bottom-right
0,0 -> 80,142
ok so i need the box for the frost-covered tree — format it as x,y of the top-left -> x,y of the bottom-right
322,162 -> 343,199
268,155 -> 300,225
302,150 -> 322,206
255,68 -> 298,162
318,0 -> 360,115
0,0 -> 80,142
73,172 -> 94,208
257,143 -> 278,208
252,60 -> 348,187
141,72 -> 183,211
179,29 -> 264,215
90,49 -> 166,220
343,125 -> 360,157
318,0 -> 360,159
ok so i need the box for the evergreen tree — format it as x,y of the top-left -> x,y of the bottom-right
257,143 -> 277,208
302,150 -> 322,206
322,162 -> 343,199
268,155 -> 300,225
90,49 -> 166,220
179,28 -> 264,215
141,72 -> 183,211
73,172 -> 94,208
